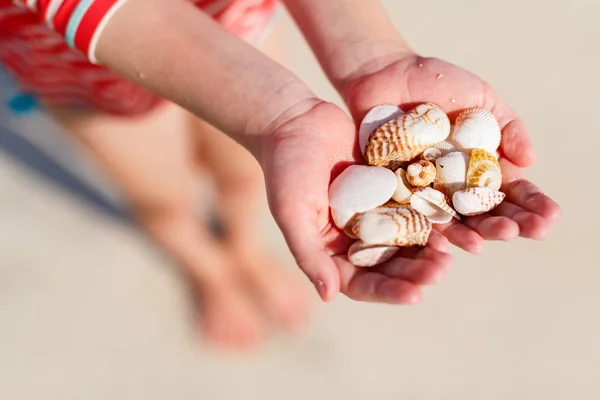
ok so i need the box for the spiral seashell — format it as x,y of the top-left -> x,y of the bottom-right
365,103 -> 451,167
433,151 -> 469,201
466,148 -> 502,190
452,187 -> 505,216
451,108 -> 501,154
358,105 -> 405,157
421,147 -> 443,162
351,206 -> 432,247
410,187 -> 460,224
391,168 -> 414,204
329,165 -> 397,231
406,160 -> 436,187
348,241 -> 399,267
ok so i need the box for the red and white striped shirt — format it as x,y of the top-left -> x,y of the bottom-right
0,0 -> 279,115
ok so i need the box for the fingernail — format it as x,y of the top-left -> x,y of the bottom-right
314,279 -> 327,301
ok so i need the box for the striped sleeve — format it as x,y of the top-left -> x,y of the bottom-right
12,0 -> 130,64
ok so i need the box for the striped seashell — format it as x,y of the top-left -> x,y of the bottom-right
351,206 -> 432,247
365,103 -> 451,167
410,187 -> 460,224
330,209 -> 359,238
358,105 -> 405,157
433,151 -> 470,201
391,168 -> 414,204
329,165 -> 397,231
451,108 -> 502,154
466,148 -> 502,190
421,147 -> 443,162
348,241 -> 399,267
452,187 -> 506,216
406,160 -> 436,187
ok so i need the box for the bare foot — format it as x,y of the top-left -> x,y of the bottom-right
230,246 -> 312,332
194,274 -> 265,351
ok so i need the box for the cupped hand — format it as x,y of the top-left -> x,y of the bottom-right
261,100 -> 452,303
340,54 -> 561,253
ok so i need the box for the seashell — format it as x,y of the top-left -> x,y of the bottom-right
351,206 -> 432,247
330,208 -> 358,238
466,148 -> 502,190
410,187 -> 460,224
451,108 -> 502,154
433,151 -> 469,200
365,103 -> 451,167
348,241 -> 399,267
358,105 -> 404,157
433,138 -> 459,156
421,147 -> 443,162
391,168 -> 414,204
452,187 -> 505,216
406,160 -> 436,187
329,165 -> 397,230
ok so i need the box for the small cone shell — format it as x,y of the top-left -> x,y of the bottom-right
365,103 -> 451,167
421,147 -> 443,162
406,160 -> 436,187
391,168 -> 414,204
466,148 -> 502,190
411,187 -> 460,224
433,151 -> 469,200
351,206 -> 432,247
453,187 -> 505,216
348,241 -> 399,267
358,105 -> 404,156
451,108 -> 501,154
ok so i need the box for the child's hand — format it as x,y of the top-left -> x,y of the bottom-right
261,101 -> 452,303
340,54 -> 561,253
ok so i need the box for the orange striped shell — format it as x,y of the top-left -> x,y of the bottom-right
365,103 -> 451,167
351,206 -> 432,247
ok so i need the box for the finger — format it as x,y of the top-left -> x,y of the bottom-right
277,204 -> 341,302
491,98 -> 536,167
336,258 -> 423,304
377,248 -> 453,285
491,201 -> 551,240
464,214 -> 520,241
428,230 -> 450,252
503,179 -> 562,223
434,219 -> 484,254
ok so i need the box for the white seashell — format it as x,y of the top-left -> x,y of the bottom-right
351,206 -> 432,247
348,241 -> 399,267
406,160 -> 436,187
329,165 -> 397,231
466,148 -> 502,190
451,108 -> 502,154
433,138 -> 459,156
392,168 -> 414,204
358,105 -> 404,157
365,103 -> 451,166
410,187 -> 461,224
452,187 -> 506,216
433,151 -> 469,200
421,147 -> 443,162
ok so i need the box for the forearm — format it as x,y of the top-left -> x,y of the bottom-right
283,0 -> 412,94
93,0 -> 317,156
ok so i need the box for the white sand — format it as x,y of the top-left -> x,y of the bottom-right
1,1 -> 598,398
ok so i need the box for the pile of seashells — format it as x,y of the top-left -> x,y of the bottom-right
329,103 -> 506,267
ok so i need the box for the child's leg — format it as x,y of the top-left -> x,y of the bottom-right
190,116 -> 311,330
49,103 -> 264,350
